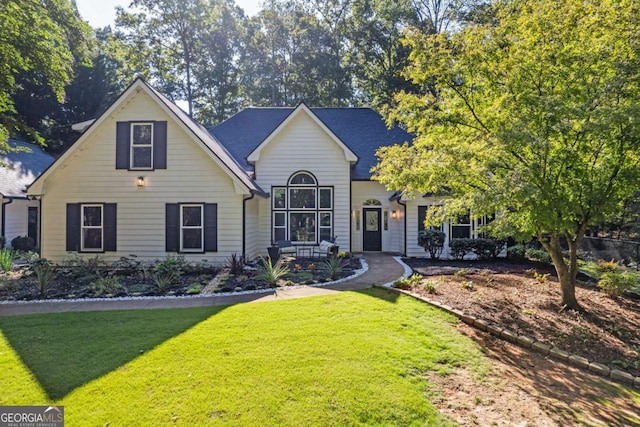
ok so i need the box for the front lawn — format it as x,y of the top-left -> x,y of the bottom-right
0,288 -> 486,426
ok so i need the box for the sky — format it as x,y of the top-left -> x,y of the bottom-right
75,0 -> 262,28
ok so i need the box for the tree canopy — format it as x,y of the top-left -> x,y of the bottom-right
373,0 -> 640,309
0,0 -> 91,148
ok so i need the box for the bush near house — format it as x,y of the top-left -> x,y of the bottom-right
418,229 -> 446,259
449,238 -> 504,260
11,236 -> 35,251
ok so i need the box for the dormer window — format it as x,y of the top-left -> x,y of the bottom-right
131,123 -> 153,169
116,121 -> 168,170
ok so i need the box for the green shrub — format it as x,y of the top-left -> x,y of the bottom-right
186,284 -> 204,295
0,248 -> 16,271
469,238 -> 505,260
449,238 -> 474,260
595,259 -> 620,274
417,229 -> 446,259
393,274 -> 421,290
321,255 -> 344,281
89,277 -> 125,297
419,279 -> 438,294
61,255 -> 108,280
256,256 -> 290,286
11,235 -> 36,251
152,258 -> 181,293
507,244 -> 526,261
525,248 -> 552,263
289,271 -> 314,282
30,258 -> 56,297
598,272 -> 637,298
454,268 -> 469,277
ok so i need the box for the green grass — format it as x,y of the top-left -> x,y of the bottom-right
0,288 -> 489,426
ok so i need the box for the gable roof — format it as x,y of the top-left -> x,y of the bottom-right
29,78 -> 266,196
209,107 -> 413,180
0,140 -> 54,198
245,103 -> 358,164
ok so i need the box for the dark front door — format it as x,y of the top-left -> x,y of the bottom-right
363,208 -> 382,251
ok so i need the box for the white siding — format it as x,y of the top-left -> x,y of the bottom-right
406,197 -> 497,259
4,199 -> 39,247
244,196 -> 260,260
38,90 -> 244,264
254,112 -> 352,254
351,181 -> 404,253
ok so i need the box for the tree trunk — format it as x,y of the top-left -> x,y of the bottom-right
538,233 -> 581,310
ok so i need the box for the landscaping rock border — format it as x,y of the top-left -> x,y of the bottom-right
0,259 -> 369,306
383,259 -> 640,390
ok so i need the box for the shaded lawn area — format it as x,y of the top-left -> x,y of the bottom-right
0,288 -> 488,426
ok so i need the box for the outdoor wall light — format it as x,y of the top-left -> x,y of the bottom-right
137,176 -> 145,187
391,210 -> 397,219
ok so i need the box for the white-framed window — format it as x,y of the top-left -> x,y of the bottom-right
319,188 -> 332,209
271,171 -> 333,244
180,204 -> 203,252
319,212 -> 332,241
81,204 -> 103,252
273,212 -> 286,242
450,211 -> 473,239
131,123 -> 154,169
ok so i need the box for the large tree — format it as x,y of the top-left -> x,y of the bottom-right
241,0 -> 358,107
373,0 -> 640,310
0,0 -> 91,147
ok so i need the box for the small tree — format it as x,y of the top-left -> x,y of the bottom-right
374,0 -> 640,310
418,229 -> 446,259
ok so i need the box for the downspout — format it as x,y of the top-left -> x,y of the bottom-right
397,198 -> 407,256
38,197 -> 42,256
1,198 -> 13,245
242,192 -> 256,261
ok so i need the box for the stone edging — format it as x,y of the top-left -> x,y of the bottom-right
381,260 -> 640,390
0,258 -> 369,306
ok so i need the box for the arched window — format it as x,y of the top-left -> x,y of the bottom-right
289,172 -> 316,186
363,199 -> 382,206
272,171 -> 333,244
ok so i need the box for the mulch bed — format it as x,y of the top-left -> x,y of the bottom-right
217,256 -> 362,292
402,258 -> 640,377
0,256 -> 362,301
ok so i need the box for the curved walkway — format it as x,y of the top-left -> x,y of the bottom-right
0,253 -> 406,316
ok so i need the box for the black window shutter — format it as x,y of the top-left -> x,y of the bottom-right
116,122 -> 131,169
166,204 -> 179,252
154,121 -> 167,169
66,203 -> 80,251
418,206 -> 427,232
204,203 -> 218,252
103,203 -> 117,251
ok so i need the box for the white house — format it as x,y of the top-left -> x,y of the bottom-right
27,78 -> 487,263
0,139 -> 54,249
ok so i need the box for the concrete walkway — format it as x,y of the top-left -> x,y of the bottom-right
0,253 -> 406,316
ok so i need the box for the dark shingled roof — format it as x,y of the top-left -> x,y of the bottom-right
0,140 -> 54,198
209,107 -> 413,180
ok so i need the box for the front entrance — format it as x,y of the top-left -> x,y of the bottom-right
363,208 -> 382,251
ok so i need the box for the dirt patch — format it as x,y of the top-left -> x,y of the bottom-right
427,323 -> 640,426
403,258 -> 640,377
401,258 -> 640,426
